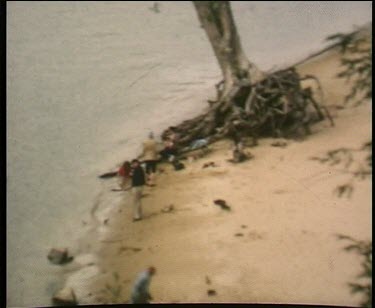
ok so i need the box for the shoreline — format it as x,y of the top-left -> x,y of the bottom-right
61,43 -> 371,305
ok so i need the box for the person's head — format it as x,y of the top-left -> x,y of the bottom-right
123,161 -> 131,171
148,266 -> 156,275
131,159 -> 140,168
148,132 -> 154,139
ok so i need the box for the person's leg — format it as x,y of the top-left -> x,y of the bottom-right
122,177 -> 130,190
148,160 -> 156,186
149,161 -> 157,185
120,177 -> 126,190
151,160 -> 157,174
118,176 -> 124,189
145,161 -> 152,184
159,149 -> 168,160
145,161 -> 152,175
133,186 -> 143,220
237,141 -> 244,152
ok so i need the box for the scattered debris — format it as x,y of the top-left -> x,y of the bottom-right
103,219 -> 109,225
172,160 -> 185,171
161,204 -> 174,213
213,199 -> 231,211
207,289 -> 217,296
190,138 -> 209,151
235,233 -> 244,237
271,140 -> 288,148
52,287 -> 78,306
241,225 -> 247,229
202,161 -> 218,168
47,248 -> 74,265
118,246 -> 142,253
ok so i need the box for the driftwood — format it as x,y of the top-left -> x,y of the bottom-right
163,67 -> 333,151
98,171 -> 118,179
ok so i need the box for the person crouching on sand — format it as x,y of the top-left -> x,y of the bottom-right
159,137 -> 178,162
130,267 -> 156,304
139,132 -> 159,186
130,159 -> 146,222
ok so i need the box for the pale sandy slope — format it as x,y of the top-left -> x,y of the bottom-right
72,46 -> 371,305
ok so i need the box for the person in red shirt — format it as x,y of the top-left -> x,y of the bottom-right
118,161 -> 131,190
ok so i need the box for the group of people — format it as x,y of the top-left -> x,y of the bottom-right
117,131 -> 177,303
117,123 -> 251,221
123,123 -> 253,304
117,128 -> 180,222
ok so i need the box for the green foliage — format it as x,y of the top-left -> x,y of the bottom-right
326,29 -> 372,106
337,235 -> 372,307
311,140 -> 372,198
334,183 -> 353,198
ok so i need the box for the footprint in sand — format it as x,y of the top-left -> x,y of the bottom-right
274,189 -> 288,194
247,231 -> 265,240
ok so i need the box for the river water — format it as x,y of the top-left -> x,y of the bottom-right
6,2 -> 371,307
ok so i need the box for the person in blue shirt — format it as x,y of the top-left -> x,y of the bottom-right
190,138 -> 209,151
130,266 -> 156,304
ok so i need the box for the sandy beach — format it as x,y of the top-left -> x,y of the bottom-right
60,40 -> 372,306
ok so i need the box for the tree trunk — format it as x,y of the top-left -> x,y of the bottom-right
160,2 -> 330,152
193,1 -> 264,99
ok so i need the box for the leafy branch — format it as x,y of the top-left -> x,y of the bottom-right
336,234 -> 372,307
326,27 -> 372,106
310,140 -> 372,198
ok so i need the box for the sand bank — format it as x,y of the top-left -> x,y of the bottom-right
63,46 -> 371,306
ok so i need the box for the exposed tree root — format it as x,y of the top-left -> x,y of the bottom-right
163,67 -> 334,151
